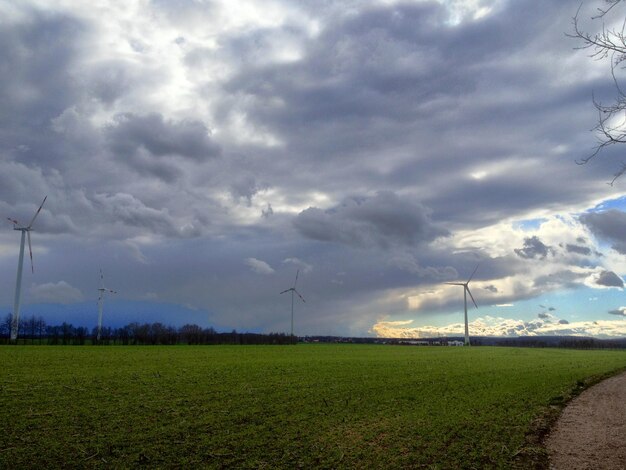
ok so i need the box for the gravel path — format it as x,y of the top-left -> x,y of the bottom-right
545,370 -> 626,470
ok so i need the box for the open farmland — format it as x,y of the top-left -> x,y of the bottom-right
1,345 -> 626,468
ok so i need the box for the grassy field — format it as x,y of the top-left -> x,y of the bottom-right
1,345 -> 626,468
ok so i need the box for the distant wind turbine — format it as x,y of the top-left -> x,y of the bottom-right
280,269 -> 305,338
445,265 -> 479,346
97,270 -> 117,342
7,196 -> 47,341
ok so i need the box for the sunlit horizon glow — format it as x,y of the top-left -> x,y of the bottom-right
371,316 -> 626,339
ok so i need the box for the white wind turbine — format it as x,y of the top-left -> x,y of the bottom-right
7,196 -> 47,341
445,265 -> 479,346
280,269 -> 305,338
97,270 -> 117,342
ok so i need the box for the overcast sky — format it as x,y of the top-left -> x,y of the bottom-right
2,0 -> 626,338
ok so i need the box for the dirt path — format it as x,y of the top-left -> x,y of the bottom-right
545,370 -> 626,469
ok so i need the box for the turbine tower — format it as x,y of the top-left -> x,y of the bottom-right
7,196 -> 47,341
445,265 -> 479,346
280,269 -> 305,338
97,270 -> 116,342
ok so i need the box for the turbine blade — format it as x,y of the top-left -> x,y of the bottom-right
7,217 -> 19,226
280,288 -> 291,295
466,286 -> 478,309
444,282 -> 465,286
467,264 -> 479,283
294,269 -> 300,288
294,289 -> 305,303
27,231 -> 34,273
27,196 -> 47,228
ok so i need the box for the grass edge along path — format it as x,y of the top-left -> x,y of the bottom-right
513,364 -> 626,469
2,345 -> 626,468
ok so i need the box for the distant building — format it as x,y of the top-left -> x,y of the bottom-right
448,340 -> 464,346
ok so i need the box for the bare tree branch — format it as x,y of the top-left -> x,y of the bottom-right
571,1 -> 626,180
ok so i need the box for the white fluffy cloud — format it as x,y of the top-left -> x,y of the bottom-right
283,257 -> 313,273
29,281 -> 84,304
245,257 -> 275,274
406,214 -> 626,313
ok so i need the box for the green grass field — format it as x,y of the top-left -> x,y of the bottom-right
1,345 -> 625,468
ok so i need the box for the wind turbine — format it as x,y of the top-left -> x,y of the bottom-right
7,196 -> 47,341
280,269 -> 305,338
97,270 -> 116,342
445,265 -> 479,346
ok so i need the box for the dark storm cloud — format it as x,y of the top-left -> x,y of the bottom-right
595,270 -> 624,288
386,253 -> 458,280
0,10 -> 88,172
0,162 -> 48,206
223,1 -> 563,130
261,204 -> 273,218
93,192 -> 199,238
538,312 -> 550,319
558,319 -> 569,325
116,154 -> 184,183
515,236 -> 553,260
581,210 -> 626,254
102,112 -> 222,182
294,191 -> 447,248
106,112 -> 221,162
608,308 -> 626,317
222,3 -> 457,125
534,270 -> 586,289
0,12 -> 83,125
230,176 -> 267,206
84,60 -> 144,105
213,0 -> 608,232
566,244 -> 591,255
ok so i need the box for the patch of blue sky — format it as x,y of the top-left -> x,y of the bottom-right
589,194 -> 626,212
512,218 -> 548,232
547,287 -> 625,322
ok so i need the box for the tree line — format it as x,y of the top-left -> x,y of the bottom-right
0,314 -> 295,345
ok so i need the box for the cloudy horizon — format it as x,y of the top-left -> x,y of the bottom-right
2,0 -> 626,338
